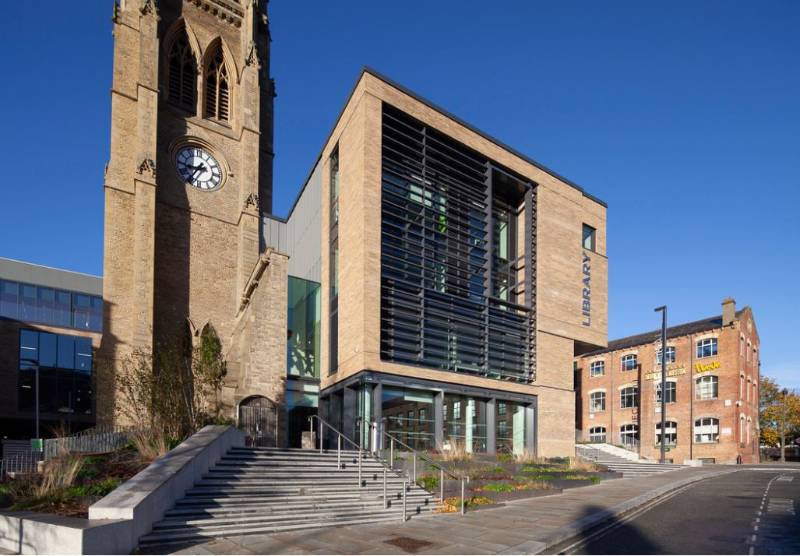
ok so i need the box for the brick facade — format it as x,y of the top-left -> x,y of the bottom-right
576,299 -> 760,464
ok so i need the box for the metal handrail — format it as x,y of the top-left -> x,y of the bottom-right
372,420 -> 469,515
308,415 -> 470,518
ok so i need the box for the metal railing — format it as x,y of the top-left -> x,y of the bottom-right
371,419 -> 469,515
308,415 -> 469,520
44,425 -> 133,460
0,451 -> 42,479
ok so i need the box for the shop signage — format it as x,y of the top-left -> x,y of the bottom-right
695,361 -> 720,373
581,252 -> 591,327
645,366 -> 687,381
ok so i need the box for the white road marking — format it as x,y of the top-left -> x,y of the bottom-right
776,475 -> 794,482
751,534 -> 757,543
749,546 -> 755,555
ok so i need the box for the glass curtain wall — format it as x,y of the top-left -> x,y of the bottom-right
18,330 -> 93,422
443,394 -> 488,453
495,400 -> 526,454
286,276 -> 321,447
287,277 -> 321,379
382,387 -> 435,451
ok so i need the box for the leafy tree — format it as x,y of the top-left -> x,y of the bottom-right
760,376 -> 800,453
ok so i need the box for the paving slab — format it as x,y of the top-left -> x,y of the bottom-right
153,466 -> 736,555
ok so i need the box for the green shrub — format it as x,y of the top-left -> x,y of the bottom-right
418,475 -> 439,491
480,482 -> 514,493
521,465 -> 554,474
497,453 -> 514,463
590,475 -> 601,484
526,473 -> 555,481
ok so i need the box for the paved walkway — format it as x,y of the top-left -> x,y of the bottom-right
164,466 -> 735,555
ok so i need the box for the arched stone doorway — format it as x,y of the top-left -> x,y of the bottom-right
238,395 -> 278,447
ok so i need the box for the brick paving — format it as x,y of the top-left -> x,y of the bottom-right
162,466 -> 734,555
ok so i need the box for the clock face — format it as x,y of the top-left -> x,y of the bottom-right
175,146 -> 223,191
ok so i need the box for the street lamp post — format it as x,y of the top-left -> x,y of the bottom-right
780,388 -> 788,463
655,306 -> 668,464
21,358 -> 40,441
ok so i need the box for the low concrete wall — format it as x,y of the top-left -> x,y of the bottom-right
0,512 -> 131,555
0,425 -> 243,554
89,425 -> 244,552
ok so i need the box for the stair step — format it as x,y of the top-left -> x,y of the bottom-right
138,445 -> 441,550
155,504 -> 437,530
165,498 -> 431,517
139,513 -> 424,547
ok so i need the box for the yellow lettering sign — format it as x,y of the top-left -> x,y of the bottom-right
695,361 -> 720,373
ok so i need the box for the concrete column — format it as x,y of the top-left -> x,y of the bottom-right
526,403 -> 536,456
486,398 -> 496,455
466,399 -> 475,453
372,382 -> 383,450
343,387 -> 357,442
434,391 -> 444,450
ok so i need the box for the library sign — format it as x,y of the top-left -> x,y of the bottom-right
581,252 -> 592,326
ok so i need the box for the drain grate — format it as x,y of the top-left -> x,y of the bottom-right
384,536 -> 435,554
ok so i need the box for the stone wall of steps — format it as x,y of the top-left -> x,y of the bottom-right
576,444 -> 686,477
138,447 -> 439,548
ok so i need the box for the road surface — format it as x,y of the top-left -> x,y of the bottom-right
555,467 -> 800,554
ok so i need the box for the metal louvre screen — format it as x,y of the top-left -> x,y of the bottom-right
379,103 -> 534,382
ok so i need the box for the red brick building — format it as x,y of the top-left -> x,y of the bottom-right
575,298 -> 760,464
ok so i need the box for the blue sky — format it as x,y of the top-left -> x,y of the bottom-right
0,1 -> 798,387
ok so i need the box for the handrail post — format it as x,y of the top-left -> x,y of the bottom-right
413,453 -> 417,483
440,468 -> 444,503
383,466 -> 387,509
358,446 -> 363,487
320,422 -> 324,454
402,478 -> 407,522
390,437 -> 394,468
337,435 -> 342,470
461,478 -> 465,515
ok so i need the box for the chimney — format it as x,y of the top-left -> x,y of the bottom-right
722,297 -> 736,326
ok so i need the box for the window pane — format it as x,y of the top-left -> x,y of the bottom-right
20,284 -> 37,321
19,329 -> 38,369
74,373 -> 93,415
54,290 -> 72,327
89,297 -> 103,331
57,335 -> 75,369
0,280 -> 20,318
37,287 -> 55,324
582,224 -> 596,251
39,332 -> 57,368
74,337 -> 92,374
73,294 -> 91,330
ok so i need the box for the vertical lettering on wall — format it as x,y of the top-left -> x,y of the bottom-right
582,251 -> 591,327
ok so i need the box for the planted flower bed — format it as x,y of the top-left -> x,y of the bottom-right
419,454 -> 620,511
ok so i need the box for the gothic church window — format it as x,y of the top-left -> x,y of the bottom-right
167,31 -> 197,113
204,45 -> 230,122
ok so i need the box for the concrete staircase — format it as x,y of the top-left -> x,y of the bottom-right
138,446 -> 438,548
577,444 -> 686,477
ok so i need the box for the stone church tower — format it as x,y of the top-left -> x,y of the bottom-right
100,0 -> 284,427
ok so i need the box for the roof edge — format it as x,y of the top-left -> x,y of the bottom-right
276,66 -> 607,221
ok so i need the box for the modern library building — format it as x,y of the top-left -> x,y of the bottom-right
262,70 -> 609,456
